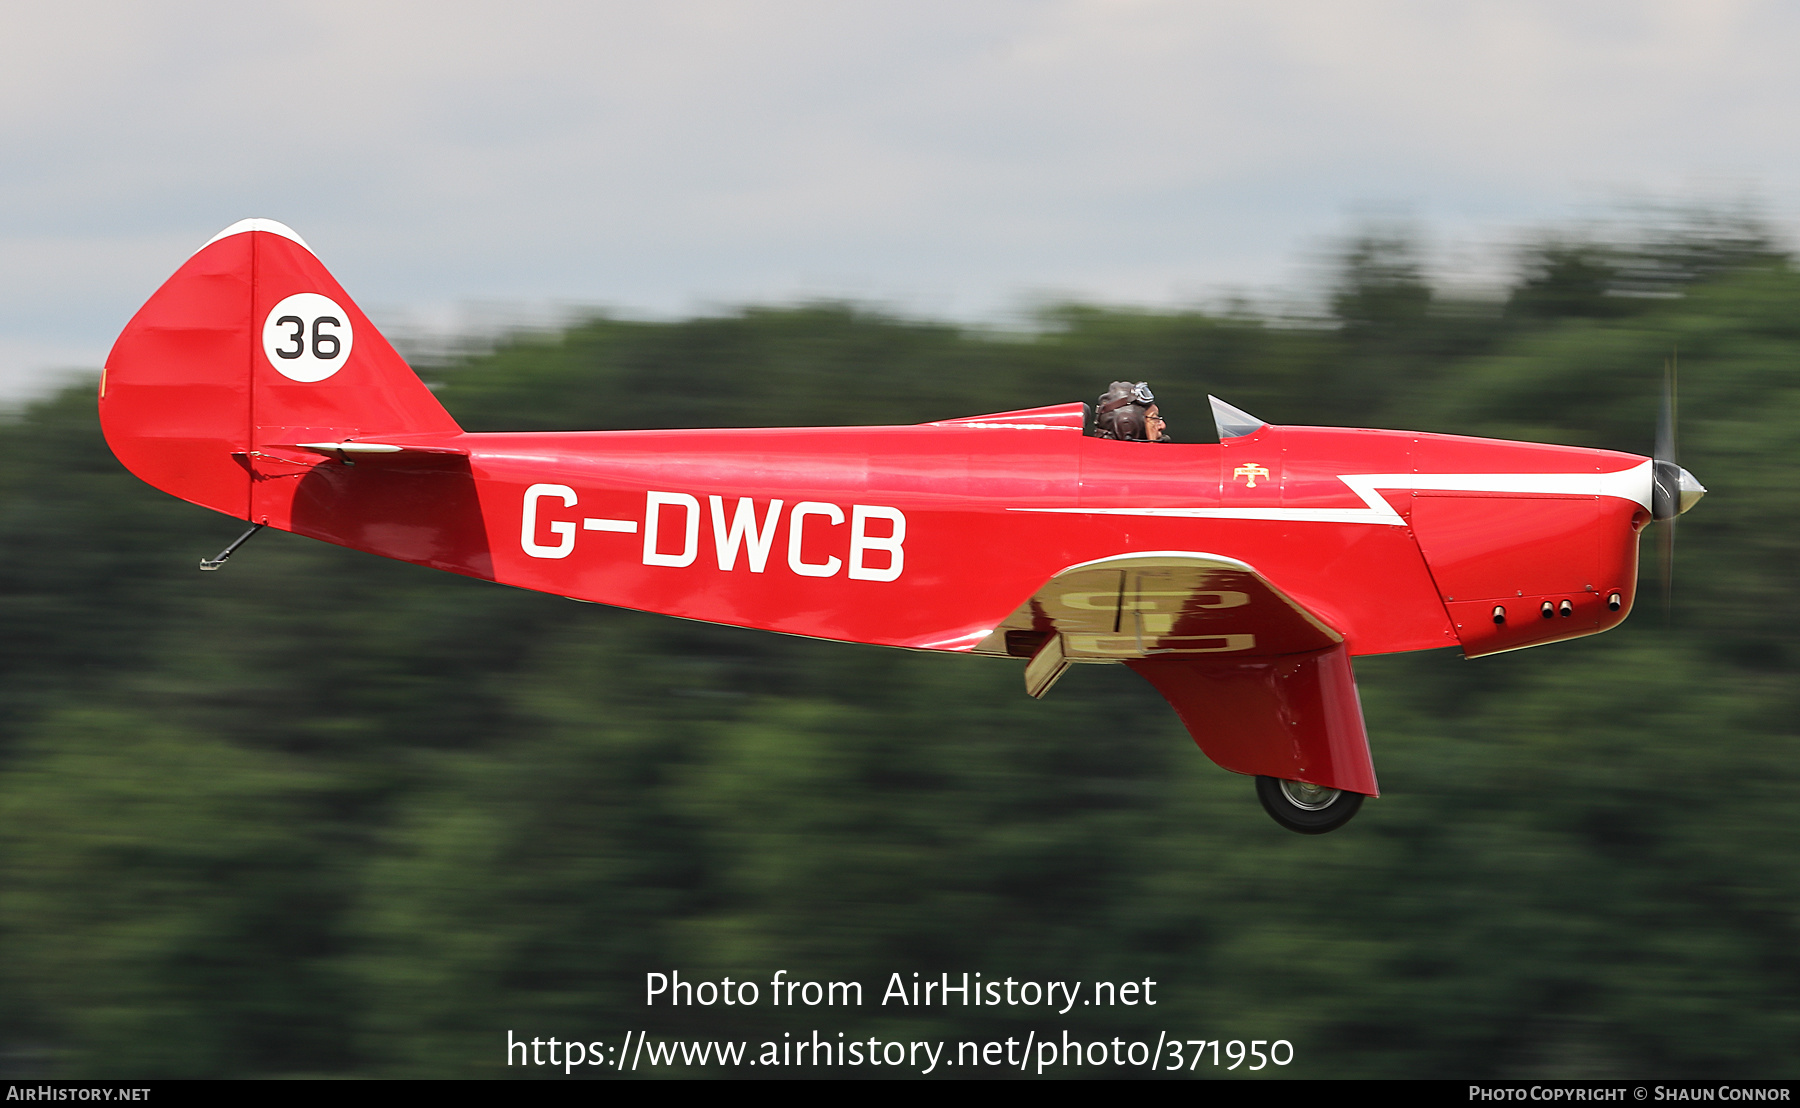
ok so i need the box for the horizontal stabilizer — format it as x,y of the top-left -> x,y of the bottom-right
282,439 -> 469,458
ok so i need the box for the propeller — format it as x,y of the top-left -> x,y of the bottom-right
1649,351 -> 1707,622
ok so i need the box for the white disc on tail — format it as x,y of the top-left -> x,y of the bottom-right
262,293 -> 354,382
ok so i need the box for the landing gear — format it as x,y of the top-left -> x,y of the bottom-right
1255,776 -> 1364,835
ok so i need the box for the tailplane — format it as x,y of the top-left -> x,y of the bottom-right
101,219 -> 461,521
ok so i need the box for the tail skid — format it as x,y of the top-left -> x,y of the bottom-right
198,522 -> 266,572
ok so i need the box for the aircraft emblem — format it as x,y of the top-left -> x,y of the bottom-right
1232,463 -> 1270,488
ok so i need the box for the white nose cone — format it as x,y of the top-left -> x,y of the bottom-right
1677,467 -> 1706,515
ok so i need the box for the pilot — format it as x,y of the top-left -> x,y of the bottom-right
1094,381 -> 1169,442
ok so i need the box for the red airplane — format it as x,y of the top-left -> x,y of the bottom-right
101,220 -> 1705,833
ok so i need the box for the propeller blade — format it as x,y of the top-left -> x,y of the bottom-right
1661,353 -> 1675,625
1657,354 -> 1677,465
1649,350 -> 1706,624
1651,354 -> 1681,523
1659,508 -> 1675,627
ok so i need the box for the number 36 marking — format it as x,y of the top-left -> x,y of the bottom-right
262,292 -> 355,382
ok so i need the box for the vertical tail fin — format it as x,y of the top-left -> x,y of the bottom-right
101,219 -> 461,521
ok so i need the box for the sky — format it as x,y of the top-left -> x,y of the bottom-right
4,0 -> 1797,398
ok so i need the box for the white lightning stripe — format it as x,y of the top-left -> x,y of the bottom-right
1013,461 -> 1653,525
1357,463 -> 1654,509
1026,506 -> 1396,524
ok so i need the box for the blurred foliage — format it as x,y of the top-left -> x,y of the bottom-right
0,218 -> 1795,1078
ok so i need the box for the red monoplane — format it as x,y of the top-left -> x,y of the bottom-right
101,221 -> 1706,833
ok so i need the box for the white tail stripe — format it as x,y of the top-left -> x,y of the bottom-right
200,218 -> 312,253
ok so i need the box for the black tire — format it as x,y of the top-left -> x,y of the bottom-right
1255,776 -> 1365,835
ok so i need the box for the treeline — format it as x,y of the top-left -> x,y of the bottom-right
0,218 -> 1793,1077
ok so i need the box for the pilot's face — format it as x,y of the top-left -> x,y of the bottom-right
1144,405 -> 1166,441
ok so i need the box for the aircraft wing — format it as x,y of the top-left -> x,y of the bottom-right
977,552 -> 1377,796
972,550 -> 1342,666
